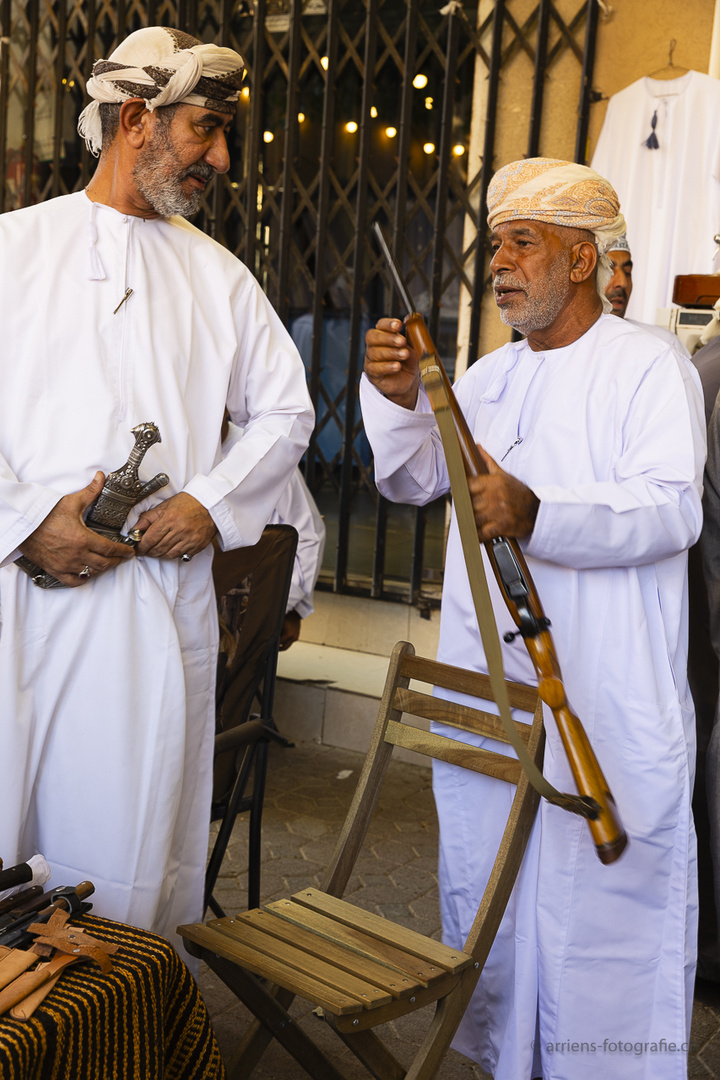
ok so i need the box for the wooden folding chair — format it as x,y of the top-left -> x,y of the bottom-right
180,639 -> 544,1080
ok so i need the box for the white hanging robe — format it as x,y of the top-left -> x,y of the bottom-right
591,71 -> 720,323
360,313 -> 705,1080
0,191 -> 314,945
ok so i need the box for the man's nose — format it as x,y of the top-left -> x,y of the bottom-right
490,245 -> 514,274
205,130 -> 230,174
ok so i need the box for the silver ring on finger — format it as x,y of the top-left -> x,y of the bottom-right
78,565 -> 91,580
181,553 -> 193,562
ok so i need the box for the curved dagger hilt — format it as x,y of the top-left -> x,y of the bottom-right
15,422 -> 170,588
85,422 -> 169,544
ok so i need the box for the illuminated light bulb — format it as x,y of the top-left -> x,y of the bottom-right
423,142 -> 435,155
425,96 -> 433,110
263,130 -> 274,143
370,106 -> 377,118
385,126 -> 397,138
241,86 -> 250,100
346,121 -> 358,133
413,74 -> 428,89
453,144 -> 465,156
320,56 -> 329,70
298,112 -> 306,123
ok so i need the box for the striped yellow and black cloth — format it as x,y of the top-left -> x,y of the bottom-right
0,915 -> 226,1080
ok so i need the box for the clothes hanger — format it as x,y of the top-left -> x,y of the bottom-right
648,39 -> 689,80
642,40 -> 690,148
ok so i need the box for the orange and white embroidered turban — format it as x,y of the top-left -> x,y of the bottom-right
78,27 -> 245,156
486,157 -> 626,310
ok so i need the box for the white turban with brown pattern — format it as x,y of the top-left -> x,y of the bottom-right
78,26 -> 245,156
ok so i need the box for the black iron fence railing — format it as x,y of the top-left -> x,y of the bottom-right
0,0 -> 601,604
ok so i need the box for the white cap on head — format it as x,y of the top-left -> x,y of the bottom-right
608,233 -> 631,254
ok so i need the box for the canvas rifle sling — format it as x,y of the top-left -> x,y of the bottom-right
419,360 -> 566,805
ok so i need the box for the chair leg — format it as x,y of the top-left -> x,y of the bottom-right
204,742 -> 260,916
258,642 -> 294,747
402,978 -> 479,1080
202,952 -> 348,1080
247,740 -> 269,910
228,987 -> 296,1078
206,893 -> 225,919
330,1027 -> 405,1080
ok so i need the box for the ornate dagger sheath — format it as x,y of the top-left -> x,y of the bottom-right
15,422 -> 170,589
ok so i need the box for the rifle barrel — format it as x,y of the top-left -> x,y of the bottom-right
371,223 -> 416,315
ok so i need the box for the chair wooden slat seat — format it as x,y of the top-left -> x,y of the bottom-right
263,898 -> 453,983
180,914 -> 463,1033
215,914 -> 395,1006
289,889 -> 472,973
233,905 -> 446,992
179,640 -> 545,1080
180,921 -> 366,1016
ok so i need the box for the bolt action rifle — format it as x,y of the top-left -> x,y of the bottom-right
372,221 -> 627,865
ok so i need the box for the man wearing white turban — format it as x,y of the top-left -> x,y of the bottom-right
77,26 -> 245,155
361,158 -> 705,1079
0,27 -> 313,950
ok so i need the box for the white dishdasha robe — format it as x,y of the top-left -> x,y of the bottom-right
222,421 -> 326,619
360,313 -> 705,1080
0,191 -> 313,947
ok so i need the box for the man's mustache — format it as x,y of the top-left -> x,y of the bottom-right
493,275 -> 527,293
182,163 -> 215,182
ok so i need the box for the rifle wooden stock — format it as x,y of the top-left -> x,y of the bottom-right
403,310 -> 627,865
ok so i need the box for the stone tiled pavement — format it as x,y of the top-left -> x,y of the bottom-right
195,740 -> 720,1079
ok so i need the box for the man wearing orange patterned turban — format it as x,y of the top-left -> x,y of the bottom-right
361,157 -> 704,1079
486,157 -> 624,235
487,157 -> 625,313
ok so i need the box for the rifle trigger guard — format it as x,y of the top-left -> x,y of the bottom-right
503,616 -> 551,644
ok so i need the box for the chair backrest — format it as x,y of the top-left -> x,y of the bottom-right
321,640 -> 545,969
212,524 -> 298,801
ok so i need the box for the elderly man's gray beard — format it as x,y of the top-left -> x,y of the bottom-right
494,251 -> 572,336
133,122 -> 214,218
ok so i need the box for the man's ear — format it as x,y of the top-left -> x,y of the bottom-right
118,99 -> 151,148
569,240 -> 598,284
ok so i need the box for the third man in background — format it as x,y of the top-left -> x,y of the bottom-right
605,233 -> 691,358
